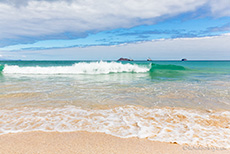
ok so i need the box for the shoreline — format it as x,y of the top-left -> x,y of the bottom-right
0,131 -> 228,154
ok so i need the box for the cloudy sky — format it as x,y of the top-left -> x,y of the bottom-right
0,0 -> 230,60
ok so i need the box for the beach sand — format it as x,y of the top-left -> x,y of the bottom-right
0,131 -> 228,154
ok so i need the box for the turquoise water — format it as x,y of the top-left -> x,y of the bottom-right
0,60 -> 230,109
1,60 -> 230,79
1,60 -> 230,148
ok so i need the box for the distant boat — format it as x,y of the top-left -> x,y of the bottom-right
117,58 -> 133,61
147,57 -> 152,61
181,58 -> 187,61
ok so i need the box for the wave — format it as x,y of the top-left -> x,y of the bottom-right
2,61 -> 149,74
150,63 -> 186,71
149,63 -> 187,78
0,105 -> 229,148
0,65 -> 4,73
1,61 -> 187,75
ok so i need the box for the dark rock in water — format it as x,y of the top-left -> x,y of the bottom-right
118,58 -> 133,61
181,58 -> 187,61
147,58 -> 152,61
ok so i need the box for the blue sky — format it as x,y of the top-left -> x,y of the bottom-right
0,0 -> 230,60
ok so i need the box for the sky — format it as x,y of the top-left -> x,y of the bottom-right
0,0 -> 230,60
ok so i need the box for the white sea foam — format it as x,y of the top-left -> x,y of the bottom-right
0,105 -> 230,148
3,61 -> 149,74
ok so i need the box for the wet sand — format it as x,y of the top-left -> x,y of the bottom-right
0,131 -> 228,154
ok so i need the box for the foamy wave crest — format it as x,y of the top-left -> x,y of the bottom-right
3,61 -> 149,74
1,106 -> 230,148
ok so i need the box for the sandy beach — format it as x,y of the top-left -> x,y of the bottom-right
0,131 -> 228,154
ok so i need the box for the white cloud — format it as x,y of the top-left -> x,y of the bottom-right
6,33 -> 230,60
210,0 -> 230,17
0,0 -> 208,41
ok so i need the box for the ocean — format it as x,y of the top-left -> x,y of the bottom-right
0,60 -> 230,148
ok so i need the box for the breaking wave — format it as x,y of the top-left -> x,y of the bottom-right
2,61 -> 149,74
1,61 -> 187,75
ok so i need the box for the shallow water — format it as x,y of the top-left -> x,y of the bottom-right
0,60 -> 230,147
